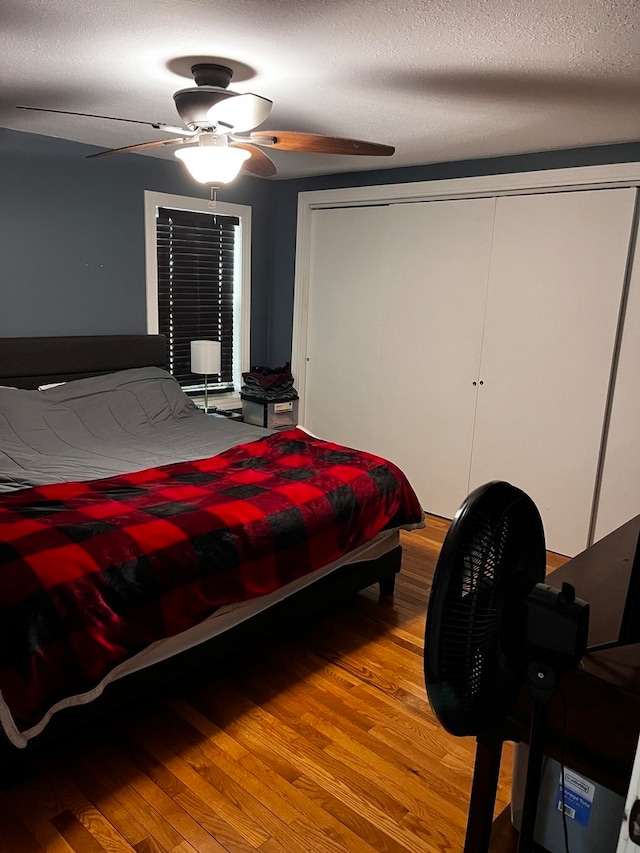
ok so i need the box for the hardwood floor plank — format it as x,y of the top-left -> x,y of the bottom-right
50,810 -> 109,853
278,669 -> 474,816
65,755 -> 149,849
75,742 -> 195,853
120,710 -> 274,850
185,683 -> 412,853
35,755 -> 140,853
161,700 -> 302,826
168,699 -> 390,853
93,736 -> 227,853
193,681 -> 443,853
290,775 -> 417,853
0,795 -> 46,853
2,778 -> 77,853
133,839 -> 169,853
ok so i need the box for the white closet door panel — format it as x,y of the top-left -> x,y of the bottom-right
595,199 -> 640,541
469,188 -> 636,556
303,206 -> 388,452
372,198 -> 496,518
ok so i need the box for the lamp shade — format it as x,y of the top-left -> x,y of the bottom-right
175,146 -> 250,184
191,340 -> 221,375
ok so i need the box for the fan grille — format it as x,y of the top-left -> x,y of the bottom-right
424,482 -> 545,736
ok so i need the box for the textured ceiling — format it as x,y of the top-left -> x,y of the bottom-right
1,0 -> 640,180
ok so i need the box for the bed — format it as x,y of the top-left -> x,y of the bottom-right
0,334 -> 424,771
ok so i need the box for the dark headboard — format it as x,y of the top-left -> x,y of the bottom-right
0,335 -> 167,389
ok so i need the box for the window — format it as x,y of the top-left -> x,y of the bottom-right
145,191 -> 251,405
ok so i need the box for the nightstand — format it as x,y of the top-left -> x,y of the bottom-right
208,408 -> 243,420
241,397 -> 298,430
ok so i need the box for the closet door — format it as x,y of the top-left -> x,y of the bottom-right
303,206 -> 389,452
372,198 -> 495,518
469,188 -> 637,556
303,198 -> 496,519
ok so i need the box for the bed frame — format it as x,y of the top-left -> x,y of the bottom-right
0,334 -> 167,389
0,335 -> 403,778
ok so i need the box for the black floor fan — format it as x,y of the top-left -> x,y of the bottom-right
424,481 -> 590,853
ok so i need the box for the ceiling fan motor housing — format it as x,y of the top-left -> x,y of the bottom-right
173,63 -> 237,128
173,88 -> 235,129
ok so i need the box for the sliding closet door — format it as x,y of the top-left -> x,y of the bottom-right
469,188 -> 636,556
372,198 -> 496,518
303,198 -> 496,520
303,206 -> 390,452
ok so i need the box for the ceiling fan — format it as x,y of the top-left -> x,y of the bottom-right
17,63 -> 395,183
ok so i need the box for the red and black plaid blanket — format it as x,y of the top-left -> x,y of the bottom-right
0,428 -> 423,744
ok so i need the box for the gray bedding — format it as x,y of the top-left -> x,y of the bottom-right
0,367 -> 271,492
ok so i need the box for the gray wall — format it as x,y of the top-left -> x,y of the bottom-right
267,141 -> 640,365
0,127 -> 274,362
4,126 -> 640,370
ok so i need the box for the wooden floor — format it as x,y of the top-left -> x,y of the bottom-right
0,516 -> 568,853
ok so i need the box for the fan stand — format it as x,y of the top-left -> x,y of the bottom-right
465,730 -> 506,852
463,662 -> 559,853
464,580 -> 588,853
516,662 -> 558,853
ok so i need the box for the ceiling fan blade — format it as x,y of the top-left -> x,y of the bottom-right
230,142 -> 277,178
86,137 -> 189,159
248,131 -> 395,156
17,105 -> 161,128
207,93 -> 273,133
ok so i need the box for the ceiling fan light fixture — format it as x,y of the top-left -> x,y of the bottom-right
175,144 -> 250,184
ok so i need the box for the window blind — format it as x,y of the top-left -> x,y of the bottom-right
156,206 -> 240,391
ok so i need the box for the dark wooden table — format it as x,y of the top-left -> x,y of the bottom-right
490,514 -> 640,851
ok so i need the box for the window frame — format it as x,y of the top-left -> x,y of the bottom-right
144,190 -> 251,409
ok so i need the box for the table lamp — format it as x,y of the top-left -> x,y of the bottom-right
190,340 -> 221,413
